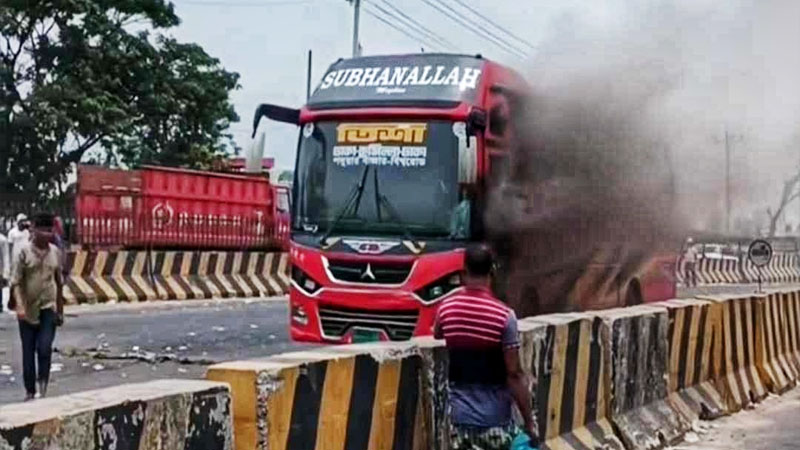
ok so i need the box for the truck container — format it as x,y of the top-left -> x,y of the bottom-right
76,164 -> 288,250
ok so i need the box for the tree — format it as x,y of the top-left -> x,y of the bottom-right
766,171 -> 800,237
0,0 -> 240,196
278,170 -> 293,183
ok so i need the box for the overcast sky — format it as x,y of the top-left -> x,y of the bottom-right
168,0 -> 589,171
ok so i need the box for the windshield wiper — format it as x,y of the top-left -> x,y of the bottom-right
373,168 -> 422,250
318,165 -> 370,246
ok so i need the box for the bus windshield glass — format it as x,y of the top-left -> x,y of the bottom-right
293,120 -> 464,238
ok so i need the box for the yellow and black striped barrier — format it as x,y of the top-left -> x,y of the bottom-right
660,299 -> 727,422
198,289 -> 800,450
206,339 -> 446,450
0,380 -> 232,450
755,292 -> 798,394
64,250 -> 290,304
699,294 -> 769,413
519,313 -> 623,450
779,290 -> 800,375
597,305 -> 689,450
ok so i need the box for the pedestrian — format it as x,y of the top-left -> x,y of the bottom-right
52,216 -> 68,279
11,212 -> 64,401
684,237 -> 699,287
8,213 -> 31,263
7,213 -> 31,310
434,243 -> 538,450
0,230 -> 8,312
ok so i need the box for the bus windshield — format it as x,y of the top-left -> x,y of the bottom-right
293,120 -> 465,239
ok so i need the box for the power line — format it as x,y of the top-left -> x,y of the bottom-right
372,0 -> 459,51
448,0 -> 535,51
422,0 -> 526,58
362,5 -> 441,51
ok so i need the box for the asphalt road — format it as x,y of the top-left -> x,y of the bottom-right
677,387 -> 800,450
0,297 -> 308,404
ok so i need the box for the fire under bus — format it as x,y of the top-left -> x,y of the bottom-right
252,53 -> 676,344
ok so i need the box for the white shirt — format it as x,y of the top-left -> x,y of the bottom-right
7,226 -> 30,272
685,245 -> 699,264
0,232 -> 8,280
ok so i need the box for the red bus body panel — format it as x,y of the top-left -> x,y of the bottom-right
289,243 -> 464,343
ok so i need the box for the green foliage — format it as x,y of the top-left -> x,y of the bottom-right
278,170 -> 293,183
0,0 -> 240,196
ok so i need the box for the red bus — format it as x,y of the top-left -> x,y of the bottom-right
253,53 -> 675,343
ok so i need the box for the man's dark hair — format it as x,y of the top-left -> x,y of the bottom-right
32,212 -> 55,228
465,243 -> 493,277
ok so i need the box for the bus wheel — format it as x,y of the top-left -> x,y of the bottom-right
625,280 -> 643,306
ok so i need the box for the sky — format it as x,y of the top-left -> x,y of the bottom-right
167,0 -> 583,171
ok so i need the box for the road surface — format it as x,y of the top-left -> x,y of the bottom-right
677,387 -> 800,450
0,297 -> 308,404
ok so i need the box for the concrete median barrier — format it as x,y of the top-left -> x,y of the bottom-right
0,379 -> 232,450
64,250 -> 158,304
193,290 -> 800,449
755,291 -> 800,393
64,250 -> 289,303
206,339 -> 447,450
779,290 -> 800,374
659,299 -> 727,422
700,294 -> 769,412
597,305 -> 689,450
519,313 -> 623,450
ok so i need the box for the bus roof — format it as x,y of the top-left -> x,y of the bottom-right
307,53 -> 512,111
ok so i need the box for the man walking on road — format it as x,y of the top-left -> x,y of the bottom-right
435,244 -> 538,449
684,237 -> 699,287
11,212 -> 64,400
0,230 -> 8,312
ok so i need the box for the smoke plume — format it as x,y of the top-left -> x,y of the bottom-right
487,1 -> 800,315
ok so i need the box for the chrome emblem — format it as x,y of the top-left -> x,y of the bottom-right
361,263 -> 376,281
343,239 -> 400,255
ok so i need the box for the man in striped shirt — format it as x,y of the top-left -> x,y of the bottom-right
434,244 -> 537,449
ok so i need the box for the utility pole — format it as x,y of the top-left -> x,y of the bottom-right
306,50 -> 312,100
725,127 -> 731,235
348,0 -> 361,57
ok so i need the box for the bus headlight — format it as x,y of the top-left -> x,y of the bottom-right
292,265 -> 321,295
415,272 -> 462,303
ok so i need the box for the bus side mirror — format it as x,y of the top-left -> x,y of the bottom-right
252,103 -> 300,137
454,122 -> 477,184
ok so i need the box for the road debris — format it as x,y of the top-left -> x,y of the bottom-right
56,345 -> 217,366
178,345 -> 189,351
212,326 -> 226,332
0,365 -> 12,376
249,324 -> 259,329
51,363 -> 64,373
92,364 -> 105,371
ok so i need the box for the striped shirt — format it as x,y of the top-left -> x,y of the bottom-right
435,286 -> 518,349
434,285 -> 520,427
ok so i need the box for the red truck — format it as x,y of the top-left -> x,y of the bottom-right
253,53 -> 676,343
75,164 -> 290,250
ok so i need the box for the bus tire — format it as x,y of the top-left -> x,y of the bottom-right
625,279 -> 643,306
